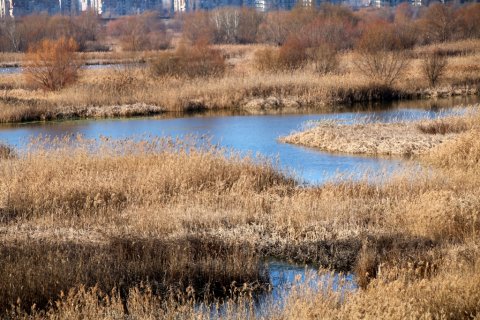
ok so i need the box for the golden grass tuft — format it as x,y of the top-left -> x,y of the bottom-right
424,128 -> 480,171
282,109 -> 480,157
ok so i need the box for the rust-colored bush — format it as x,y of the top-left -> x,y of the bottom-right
256,8 -> 316,45
150,41 -> 225,78
277,36 -> 309,71
253,36 -> 309,72
24,37 -> 82,91
456,3 -> 480,39
419,3 -> 458,43
182,11 -> 215,45
300,14 -> 358,51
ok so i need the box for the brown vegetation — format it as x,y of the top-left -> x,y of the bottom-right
1,3 -> 480,317
23,37 -> 82,91
0,37 -> 477,123
353,21 -> 410,85
1,2 -> 480,57
150,41 -> 225,78
422,49 -> 448,87
0,4 -> 478,123
0,11 -> 102,52
106,12 -> 172,51
0,143 -> 14,159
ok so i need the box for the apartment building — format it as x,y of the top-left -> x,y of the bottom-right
0,0 -> 467,18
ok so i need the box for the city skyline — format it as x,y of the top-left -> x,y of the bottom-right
0,0 -> 465,18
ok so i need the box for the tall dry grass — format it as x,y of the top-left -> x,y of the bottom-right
0,136 -> 291,313
2,111 -> 480,317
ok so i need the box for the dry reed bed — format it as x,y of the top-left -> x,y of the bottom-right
281,110 -> 479,156
0,137 -> 293,312
1,40 -> 480,123
1,118 -> 480,317
0,70 -> 405,123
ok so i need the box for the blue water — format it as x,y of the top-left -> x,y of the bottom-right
0,64 -> 117,75
204,260 -> 356,317
0,106 -> 465,184
264,260 -> 356,306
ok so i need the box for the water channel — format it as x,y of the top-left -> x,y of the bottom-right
1,96 -> 477,184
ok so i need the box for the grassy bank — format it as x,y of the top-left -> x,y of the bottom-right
1,114 -> 480,317
281,108 -> 479,156
0,40 -> 480,123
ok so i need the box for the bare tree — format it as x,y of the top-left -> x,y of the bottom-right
211,8 -> 240,44
421,3 -> 457,43
1,18 -> 22,51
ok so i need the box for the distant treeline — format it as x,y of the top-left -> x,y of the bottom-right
0,3 -> 479,52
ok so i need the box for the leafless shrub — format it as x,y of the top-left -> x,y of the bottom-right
107,13 -> 171,51
422,49 -> 448,87
307,44 -> 339,74
277,36 -> 309,71
420,3 -> 457,43
353,21 -> 410,85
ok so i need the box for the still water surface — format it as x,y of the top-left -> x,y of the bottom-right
0,97 -> 475,184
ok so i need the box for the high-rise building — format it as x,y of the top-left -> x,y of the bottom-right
101,0 -> 163,17
0,0 -> 12,17
6,0 -> 60,16
80,0 -> 103,14
0,0 -> 458,17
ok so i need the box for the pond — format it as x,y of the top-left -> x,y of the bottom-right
0,96 -> 477,184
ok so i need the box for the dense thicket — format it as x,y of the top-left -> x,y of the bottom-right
0,3 -> 479,53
